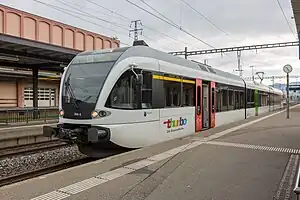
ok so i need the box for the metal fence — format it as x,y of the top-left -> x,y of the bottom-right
0,107 -> 58,125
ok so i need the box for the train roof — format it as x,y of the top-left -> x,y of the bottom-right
78,45 -> 283,96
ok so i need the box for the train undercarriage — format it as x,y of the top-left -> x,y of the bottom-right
43,124 -> 130,157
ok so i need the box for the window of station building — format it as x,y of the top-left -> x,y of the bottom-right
24,88 -> 33,100
24,88 -> 55,101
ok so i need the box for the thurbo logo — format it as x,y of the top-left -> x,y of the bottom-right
163,117 -> 187,133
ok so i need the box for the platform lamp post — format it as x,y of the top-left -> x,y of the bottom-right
283,64 -> 293,119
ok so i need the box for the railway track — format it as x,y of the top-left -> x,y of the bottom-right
0,157 -> 97,187
0,140 -> 70,159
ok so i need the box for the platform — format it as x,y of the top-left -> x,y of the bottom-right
0,121 -> 58,148
1,105 -> 300,200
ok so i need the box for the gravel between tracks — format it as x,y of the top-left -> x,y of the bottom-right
0,145 -> 86,179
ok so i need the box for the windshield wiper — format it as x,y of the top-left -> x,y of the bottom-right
82,95 -> 92,102
65,74 -> 79,109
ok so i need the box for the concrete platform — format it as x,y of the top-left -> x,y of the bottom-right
0,121 -> 58,148
1,105 -> 300,200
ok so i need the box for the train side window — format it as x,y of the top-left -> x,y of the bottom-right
182,82 -> 195,106
240,91 -> 244,108
228,90 -> 234,110
222,89 -> 228,110
105,70 -> 138,109
216,84 -> 222,112
164,80 -> 181,107
141,70 -> 152,109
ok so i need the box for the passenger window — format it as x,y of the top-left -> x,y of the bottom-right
141,70 -> 152,109
182,82 -> 195,106
106,70 -> 138,109
164,79 -> 181,107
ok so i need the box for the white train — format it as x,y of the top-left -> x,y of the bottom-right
43,41 -> 284,157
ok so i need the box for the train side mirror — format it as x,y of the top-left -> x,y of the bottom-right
130,64 -> 139,79
129,64 -> 143,84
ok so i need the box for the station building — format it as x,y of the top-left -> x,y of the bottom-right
0,4 -> 120,108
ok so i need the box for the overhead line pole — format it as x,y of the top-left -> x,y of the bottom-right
129,20 -> 143,41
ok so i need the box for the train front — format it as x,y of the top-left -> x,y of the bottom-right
42,48 -> 128,157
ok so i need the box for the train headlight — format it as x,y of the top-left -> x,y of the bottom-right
91,110 -> 111,118
59,110 -> 64,117
91,110 -> 99,118
99,111 -> 107,117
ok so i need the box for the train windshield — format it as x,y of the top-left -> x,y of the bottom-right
62,52 -> 122,106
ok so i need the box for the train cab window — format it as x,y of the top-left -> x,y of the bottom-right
105,70 -> 138,109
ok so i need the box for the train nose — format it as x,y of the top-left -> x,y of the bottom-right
87,127 -> 109,142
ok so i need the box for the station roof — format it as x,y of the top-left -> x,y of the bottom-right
0,33 -> 81,72
292,0 -> 300,35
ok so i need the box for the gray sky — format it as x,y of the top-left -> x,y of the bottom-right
0,0 -> 299,85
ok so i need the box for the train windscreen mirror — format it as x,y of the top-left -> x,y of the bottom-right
129,64 -> 139,80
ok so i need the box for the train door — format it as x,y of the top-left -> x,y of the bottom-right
202,83 -> 210,129
195,79 -> 202,132
210,82 -> 216,128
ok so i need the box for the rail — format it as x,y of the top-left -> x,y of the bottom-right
0,107 -> 58,125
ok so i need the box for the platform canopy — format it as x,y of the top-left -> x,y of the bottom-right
292,0 -> 300,36
0,33 -> 81,72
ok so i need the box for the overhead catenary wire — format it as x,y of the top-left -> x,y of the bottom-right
178,0 -> 230,36
37,0 -> 195,48
124,0 -> 215,48
84,0 -> 132,21
81,0 -> 198,48
143,26 -> 197,48
275,0 -> 296,38
54,0 -> 130,31
57,0 -> 130,24
138,0 -> 200,47
139,0 -> 179,27
55,0 -> 162,46
32,0 -> 131,46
